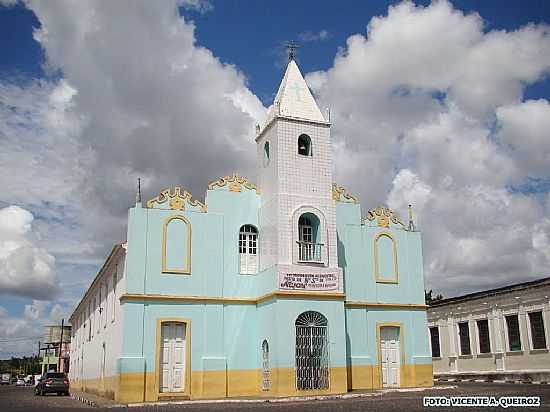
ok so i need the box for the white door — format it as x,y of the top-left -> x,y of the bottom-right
380,327 -> 400,388
160,322 -> 186,393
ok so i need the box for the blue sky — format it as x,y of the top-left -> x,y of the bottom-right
0,0 -> 550,358
2,1 -> 550,102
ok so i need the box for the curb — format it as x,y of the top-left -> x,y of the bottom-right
123,386 -> 456,408
434,378 -> 549,385
71,393 -> 97,407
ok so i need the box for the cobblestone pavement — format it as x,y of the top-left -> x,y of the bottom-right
1,382 -> 549,411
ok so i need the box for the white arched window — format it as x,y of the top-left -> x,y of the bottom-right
239,225 -> 258,274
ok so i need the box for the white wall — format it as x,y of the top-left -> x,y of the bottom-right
428,282 -> 550,374
69,245 -> 127,384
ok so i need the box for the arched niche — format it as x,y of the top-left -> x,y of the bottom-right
162,215 -> 192,274
374,232 -> 398,283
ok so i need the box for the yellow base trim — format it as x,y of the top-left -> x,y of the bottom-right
73,364 -> 432,403
347,363 -> 433,390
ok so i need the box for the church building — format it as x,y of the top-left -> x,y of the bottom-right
68,56 -> 433,403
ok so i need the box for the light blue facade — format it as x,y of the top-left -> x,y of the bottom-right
114,182 -> 432,397
108,58 -> 433,401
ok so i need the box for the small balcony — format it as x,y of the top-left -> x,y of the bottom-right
297,241 -> 324,263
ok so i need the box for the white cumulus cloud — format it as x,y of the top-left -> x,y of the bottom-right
0,206 -> 58,299
308,0 -> 550,296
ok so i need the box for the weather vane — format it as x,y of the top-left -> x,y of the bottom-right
286,40 -> 299,61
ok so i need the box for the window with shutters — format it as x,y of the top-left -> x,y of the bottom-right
476,319 -> 491,354
528,311 -> 547,350
88,303 -> 93,340
458,322 -> 471,355
429,327 -> 440,358
239,225 -> 258,274
505,314 -> 522,351
112,271 -> 117,323
103,280 -> 108,328
96,293 -> 101,333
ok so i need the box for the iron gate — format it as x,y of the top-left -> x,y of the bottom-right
295,311 -> 329,390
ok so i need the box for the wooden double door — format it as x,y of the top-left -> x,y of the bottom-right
160,322 -> 187,393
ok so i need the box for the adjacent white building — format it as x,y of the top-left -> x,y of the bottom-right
427,276 -> 550,381
69,243 -> 126,398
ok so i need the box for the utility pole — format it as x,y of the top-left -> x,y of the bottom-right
57,319 -> 64,373
37,341 -> 41,375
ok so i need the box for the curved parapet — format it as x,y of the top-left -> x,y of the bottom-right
332,183 -> 359,204
208,172 -> 260,195
362,206 -> 407,230
146,186 -> 207,213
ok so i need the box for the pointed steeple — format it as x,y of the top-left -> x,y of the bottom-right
265,59 -> 327,125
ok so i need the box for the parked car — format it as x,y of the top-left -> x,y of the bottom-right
0,373 -> 10,385
15,377 -> 26,386
34,372 -> 69,396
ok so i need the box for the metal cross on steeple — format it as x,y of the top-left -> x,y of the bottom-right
286,40 -> 299,61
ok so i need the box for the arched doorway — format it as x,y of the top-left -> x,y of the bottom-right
295,311 -> 329,390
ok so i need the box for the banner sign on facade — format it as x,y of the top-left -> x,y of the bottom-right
279,273 -> 338,291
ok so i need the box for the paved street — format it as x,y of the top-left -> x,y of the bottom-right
0,382 -> 549,411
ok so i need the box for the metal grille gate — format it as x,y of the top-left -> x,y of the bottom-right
295,311 -> 329,390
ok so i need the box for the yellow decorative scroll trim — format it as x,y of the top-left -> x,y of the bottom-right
120,291 -> 346,305
332,183 -> 359,203
146,186 -> 207,212
207,172 -> 260,194
362,206 -> 406,229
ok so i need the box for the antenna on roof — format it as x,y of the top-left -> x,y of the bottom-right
136,177 -> 142,207
286,40 -> 299,62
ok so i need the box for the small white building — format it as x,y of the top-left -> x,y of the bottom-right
427,276 -> 550,381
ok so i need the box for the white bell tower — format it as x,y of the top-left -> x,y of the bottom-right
256,55 -> 342,292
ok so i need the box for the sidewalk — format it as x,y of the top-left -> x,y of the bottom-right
71,385 -> 456,408
71,390 -> 120,408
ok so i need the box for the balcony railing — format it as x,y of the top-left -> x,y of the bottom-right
297,241 -> 324,263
